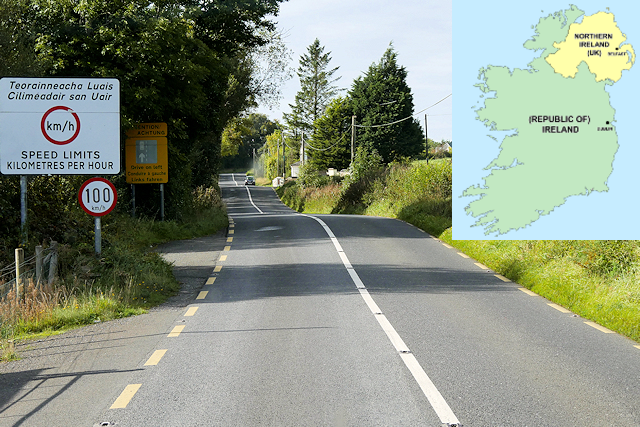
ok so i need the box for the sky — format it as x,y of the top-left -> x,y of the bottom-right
255,0 -> 452,142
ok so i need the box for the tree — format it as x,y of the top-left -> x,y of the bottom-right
308,97 -> 352,170
0,0 -> 287,218
284,38 -> 341,135
349,46 -> 424,163
221,113 -> 279,170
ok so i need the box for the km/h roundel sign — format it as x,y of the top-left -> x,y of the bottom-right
78,177 -> 117,216
41,105 -> 81,145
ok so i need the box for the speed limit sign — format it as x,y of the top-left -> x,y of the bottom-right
78,177 -> 117,216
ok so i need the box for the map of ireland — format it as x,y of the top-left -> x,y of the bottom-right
454,4 -> 635,238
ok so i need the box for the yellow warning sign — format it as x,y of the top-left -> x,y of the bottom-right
126,122 -> 167,137
125,137 -> 168,183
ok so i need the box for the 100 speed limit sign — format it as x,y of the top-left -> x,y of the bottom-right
78,177 -> 117,216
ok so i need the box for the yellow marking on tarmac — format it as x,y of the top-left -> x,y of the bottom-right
227,237 -> 233,243
228,229 -> 235,234
518,287 -> 537,296
219,255 -> 227,261
634,345 -> 640,350
214,266 -> 222,273
224,246 -> 231,251
584,321 -> 614,334
494,274 -> 510,282
442,243 -> 453,249
196,291 -> 208,300
548,303 -> 571,314
168,325 -> 185,337
110,384 -> 141,409
457,252 -> 470,258
229,224 -> 235,228
474,262 -> 489,270
206,277 -> 216,285
144,349 -> 167,366
184,307 -> 198,316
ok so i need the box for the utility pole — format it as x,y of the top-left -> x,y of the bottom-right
351,115 -> 356,164
282,133 -> 286,177
276,136 -> 280,177
424,114 -> 429,164
301,132 -> 305,166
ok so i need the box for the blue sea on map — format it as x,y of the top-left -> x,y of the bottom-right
454,1 -> 640,239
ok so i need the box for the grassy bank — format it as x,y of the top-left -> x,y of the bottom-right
1,186 -> 227,360
275,158 -> 639,343
439,233 -> 640,342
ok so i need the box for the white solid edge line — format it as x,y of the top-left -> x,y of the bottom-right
303,214 -> 460,426
245,186 -> 264,214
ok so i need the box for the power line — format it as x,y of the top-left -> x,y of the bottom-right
354,93 -> 452,129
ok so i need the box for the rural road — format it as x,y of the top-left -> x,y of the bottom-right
1,172 -> 639,426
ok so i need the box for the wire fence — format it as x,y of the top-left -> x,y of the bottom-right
0,243 -> 58,301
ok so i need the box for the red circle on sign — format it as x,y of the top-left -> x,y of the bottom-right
41,105 -> 81,145
78,177 -> 117,217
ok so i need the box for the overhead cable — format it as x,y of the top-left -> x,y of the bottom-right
354,93 -> 452,129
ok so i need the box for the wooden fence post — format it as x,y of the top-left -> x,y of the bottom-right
35,245 -> 43,287
48,241 -> 58,285
15,248 -> 23,303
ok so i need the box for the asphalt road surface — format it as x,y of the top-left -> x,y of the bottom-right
1,172 -> 639,426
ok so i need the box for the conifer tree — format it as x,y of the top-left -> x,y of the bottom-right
284,38 -> 341,135
349,46 -> 424,163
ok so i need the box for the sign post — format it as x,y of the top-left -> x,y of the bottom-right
78,177 -> 118,255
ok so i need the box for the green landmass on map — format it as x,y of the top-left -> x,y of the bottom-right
463,5 -> 630,235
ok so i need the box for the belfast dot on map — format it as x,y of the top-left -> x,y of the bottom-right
454,4 -> 635,238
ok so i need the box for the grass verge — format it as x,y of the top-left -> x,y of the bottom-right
274,158 -> 639,343
1,189 -> 227,360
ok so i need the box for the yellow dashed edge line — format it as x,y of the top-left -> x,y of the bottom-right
474,262 -> 489,270
518,287 -> 537,296
144,349 -> 167,366
442,243 -> 453,249
457,252 -> 470,259
227,237 -> 233,243
219,254 -> 227,261
196,291 -> 208,300
110,384 -> 141,409
223,246 -> 231,251
184,307 -> 198,316
205,277 -> 216,285
228,229 -> 235,234
584,321 -> 614,334
214,266 -> 222,273
168,325 -> 185,337
634,345 -> 640,350
494,274 -> 510,282
547,303 -> 571,314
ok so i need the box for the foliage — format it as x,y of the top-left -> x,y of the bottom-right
0,0 -> 287,217
440,235 -> 640,343
284,38 -> 341,135
258,129 -> 300,180
1,186 -> 227,343
349,46 -> 425,163
221,113 -> 279,170
297,162 -> 333,189
309,96 -> 352,170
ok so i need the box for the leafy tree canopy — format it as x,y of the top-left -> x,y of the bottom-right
308,96 -> 351,171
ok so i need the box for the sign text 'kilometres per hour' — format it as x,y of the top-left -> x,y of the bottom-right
0,77 -> 120,175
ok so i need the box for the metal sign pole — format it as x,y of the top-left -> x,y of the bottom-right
160,183 -> 165,221
94,217 -> 101,256
20,175 -> 27,244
